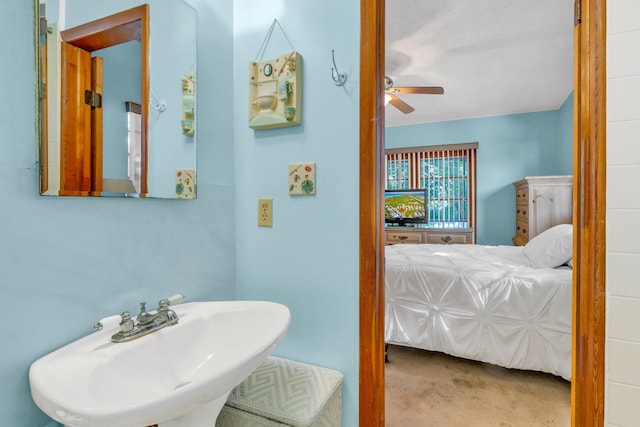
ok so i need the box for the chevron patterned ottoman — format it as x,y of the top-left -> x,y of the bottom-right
216,356 -> 344,427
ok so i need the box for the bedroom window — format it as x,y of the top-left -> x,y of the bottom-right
386,159 -> 409,190
385,143 -> 477,229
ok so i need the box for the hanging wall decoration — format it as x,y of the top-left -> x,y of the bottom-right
181,73 -> 195,137
249,20 -> 302,130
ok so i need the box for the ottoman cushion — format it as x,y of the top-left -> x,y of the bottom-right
217,356 -> 343,427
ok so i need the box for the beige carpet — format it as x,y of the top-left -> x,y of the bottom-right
385,345 -> 571,427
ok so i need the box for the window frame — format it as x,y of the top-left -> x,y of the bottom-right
385,142 -> 477,232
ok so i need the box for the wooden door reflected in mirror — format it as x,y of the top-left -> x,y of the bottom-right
61,6 -> 147,196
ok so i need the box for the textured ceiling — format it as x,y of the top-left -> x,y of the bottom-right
385,0 -> 574,127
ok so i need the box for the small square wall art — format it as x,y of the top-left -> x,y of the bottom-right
288,163 -> 315,195
175,168 -> 196,199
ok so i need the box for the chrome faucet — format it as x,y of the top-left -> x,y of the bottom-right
111,295 -> 183,343
136,301 -> 154,325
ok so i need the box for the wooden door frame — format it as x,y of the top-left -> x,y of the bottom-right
38,4 -> 48,194
59,4 -> 149,195
571,0 -> 606,425
358,0 -> 607,425
359,0 -> 386,425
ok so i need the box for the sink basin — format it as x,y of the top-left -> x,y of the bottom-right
29,300 -> 290,427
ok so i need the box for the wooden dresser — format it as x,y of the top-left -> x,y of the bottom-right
512,175 -> 573,246
385,227 -> 475,245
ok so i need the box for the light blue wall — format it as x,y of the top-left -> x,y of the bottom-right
385,97 -> 573,245
557,92 -> 574,174
96,41 -> 141,179
0,0 -> 235,425
233,2 -> 360,426
146,0 -> 198,197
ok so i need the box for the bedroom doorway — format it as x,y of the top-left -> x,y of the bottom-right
358,0 -> 607,425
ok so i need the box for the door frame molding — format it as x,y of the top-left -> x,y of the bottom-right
359,0 -> 385,425
358,0 -> 606,425
571,0 -> 606,424
60,5 -> 149,195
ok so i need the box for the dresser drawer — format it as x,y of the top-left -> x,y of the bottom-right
386,232 -> 423,244
512,235 -> 527,246
515,187 -> 529,205
516,206 -> 529,222
425,232 -> 470,245
515,220 -> 529,243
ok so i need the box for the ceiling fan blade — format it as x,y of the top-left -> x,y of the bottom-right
387,93 -> 415,114
392,86 -> 445,95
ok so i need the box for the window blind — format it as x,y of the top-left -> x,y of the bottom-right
385,143 -> 477,229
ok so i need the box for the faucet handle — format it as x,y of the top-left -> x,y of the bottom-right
166,294 -> 185,306
119,311 -> 134,332
158,294 -> 185,310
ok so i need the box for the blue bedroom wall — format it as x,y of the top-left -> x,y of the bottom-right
557,92 -> 574,174
0,0 -> 235,425
385,98 -> 574,245
232,2 -> 360,426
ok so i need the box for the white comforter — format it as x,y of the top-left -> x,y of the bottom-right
385,243 -> 572,380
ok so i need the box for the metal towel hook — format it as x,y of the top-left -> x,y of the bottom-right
331,50 -> 347,86
149,86 -> 167,113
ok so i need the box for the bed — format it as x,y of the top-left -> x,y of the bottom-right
385,224 -> 573,380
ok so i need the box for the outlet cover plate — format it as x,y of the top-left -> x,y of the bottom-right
258,198 -> 273,227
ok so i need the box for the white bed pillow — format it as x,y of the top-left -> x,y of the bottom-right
523,224 -> 573,268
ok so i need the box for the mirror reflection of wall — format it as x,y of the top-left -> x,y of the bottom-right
38,0 -> 197,199
96,41 -> 142,194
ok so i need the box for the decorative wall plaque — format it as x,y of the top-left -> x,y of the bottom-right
249,51 -> 302,130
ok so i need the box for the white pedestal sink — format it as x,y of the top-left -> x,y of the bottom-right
29,300 -> 290,427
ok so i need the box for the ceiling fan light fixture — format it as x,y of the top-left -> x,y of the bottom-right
383,75 -> 444,113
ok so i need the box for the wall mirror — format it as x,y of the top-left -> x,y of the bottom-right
37,0 -> 197,199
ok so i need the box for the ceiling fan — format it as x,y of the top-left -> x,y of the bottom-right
384,76 -> 444,114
